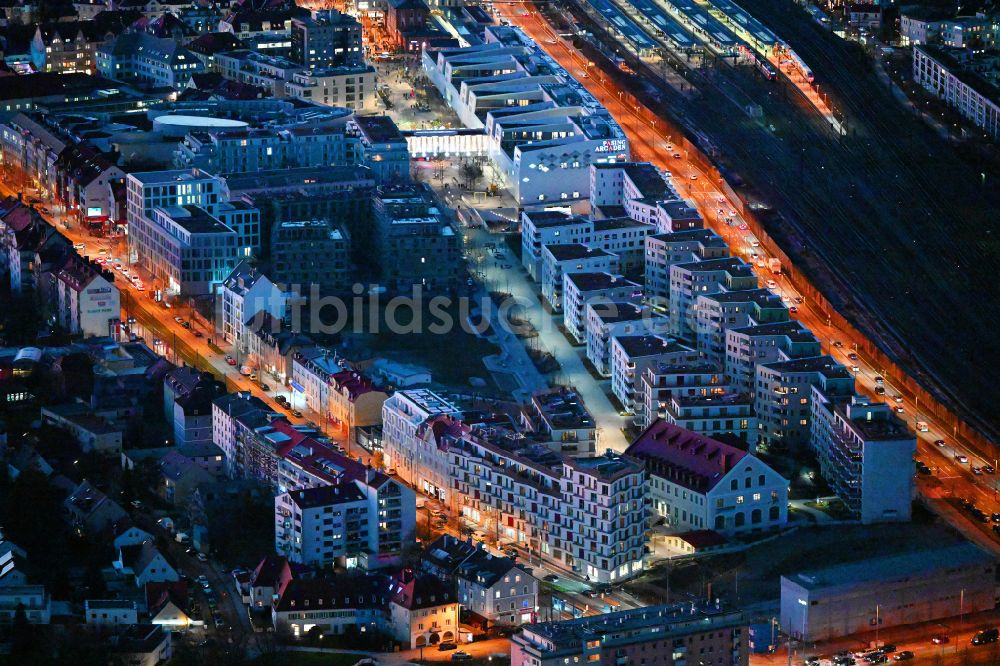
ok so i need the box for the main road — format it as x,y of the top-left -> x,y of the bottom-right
493,1 -> 1000,552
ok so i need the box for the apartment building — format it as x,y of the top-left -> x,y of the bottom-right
520,387 -> 596,455
754,356 -> 855,451
219,261 -> 287,346
724,321 -> 820,395
563,272 -> 642,344
53,254 -> 120,337
292,352 -> 389,437
694,289 -> 788,364
585,302 -> 668,377
626,420 -> 788,534
811,393 -> 915,523
175,125 -> 354,176
382,392 -> 647,583
661,393 -> 757,448
373,184 -> 460,292
284,67 -> 378,110
651,200 -> 701,234
422,534 -> 539,626
270,219 -> 351,294
381,389 -> 463,488
913,45 -> 1000,139
97,33 -> 204,88
645,229 -> 728,308
540,244 -> 619,312
669,257 -> 757,340
610,336 -> 700,413
520,211 -> 593,281
512,603 -> 749,666
589,161 -> 677,225
211,391 -> 277,479
390,569 -> 460,648
353,115 -> 411,185
290,9 -> 363,70
638,361 -> 728,429
274,472 -> 415,570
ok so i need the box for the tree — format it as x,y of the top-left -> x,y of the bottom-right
10,603 -> 33,659
460,161 -> 484,189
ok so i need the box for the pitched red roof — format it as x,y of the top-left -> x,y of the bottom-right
624,420 -> 748,492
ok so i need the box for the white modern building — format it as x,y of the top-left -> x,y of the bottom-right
755,356 -> 855,451
694,289 -> 788,363
219,261 -> 287,346
589,162 -> 679,225
625,420 -> 788,534
724,321 -> 820,395
274,472 -> 416,570
811,393 -> 916,523
54,255 -> 120,338
610,336 -> 699,413
540,244 -> 619,312
585,301 -> 668,377
913,45 -> 1000,139
668,257 -> 757,340
382,393 -> 648,583
645,229 -> 728,309
562,272 -> 641,344
423,26 -> 630,205
638,361 -> 730,430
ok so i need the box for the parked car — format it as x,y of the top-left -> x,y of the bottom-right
543,574 -> 559,582
438,642 -> 457,652
451,652 -> 472,661
931,635 -> 950,645
894,651 -> 913,661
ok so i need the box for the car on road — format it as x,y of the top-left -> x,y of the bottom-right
438,642 -> 457,651
291,409 -> 303,418
689,173 -> 698,180
451,652 -> 472,661
173,316 -> 183,324
973,466 -> 983,475
672,153 -> 682,159
193,330 -> 203,338
985,465 -> 995,474
931,635 -> 950,644
275,395 -> 289,406
833,340 -> 843,347
894,406 -> 904,414
543,574 -> 559,582
935,439 -> 946,447
893,652 -> 913,661
225,356 -> 237,365
545,38 -> 556,44
196,576 -> 209,587
259,383 -> 270,391
956,454 -> 969,463
197,552 -> 208,562
848,352 -> 859,360
130,500 -> 143,509
972,628 -> 999,645
865,653 -> 887,664
185,547 -> 196,556
874,386 -> 885,395
73,242 -> 85,250
789,306 -> 798,314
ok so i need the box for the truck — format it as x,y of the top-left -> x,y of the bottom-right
768,258 -> 781,274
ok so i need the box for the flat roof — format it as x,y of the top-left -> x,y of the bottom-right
785,542 -> 993,592
565,271 -> 639,292
544,243 -> 616,261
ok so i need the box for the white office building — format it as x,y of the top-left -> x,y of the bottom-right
645,229 -> 728,309
668,257 -> 757,340
540,244 -> 619,312
610,336 -> 700,413
562,272 -> 641,344
585,301 -> 668,377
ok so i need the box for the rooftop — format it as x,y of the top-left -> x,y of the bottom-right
614,335 -> 695,359
521,602 -> 744,651
785,542 -> 994,592
544,243 -> 616,262
565,271 -> 639,293
625,420 -> 758,492
531,387 -> 595,430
